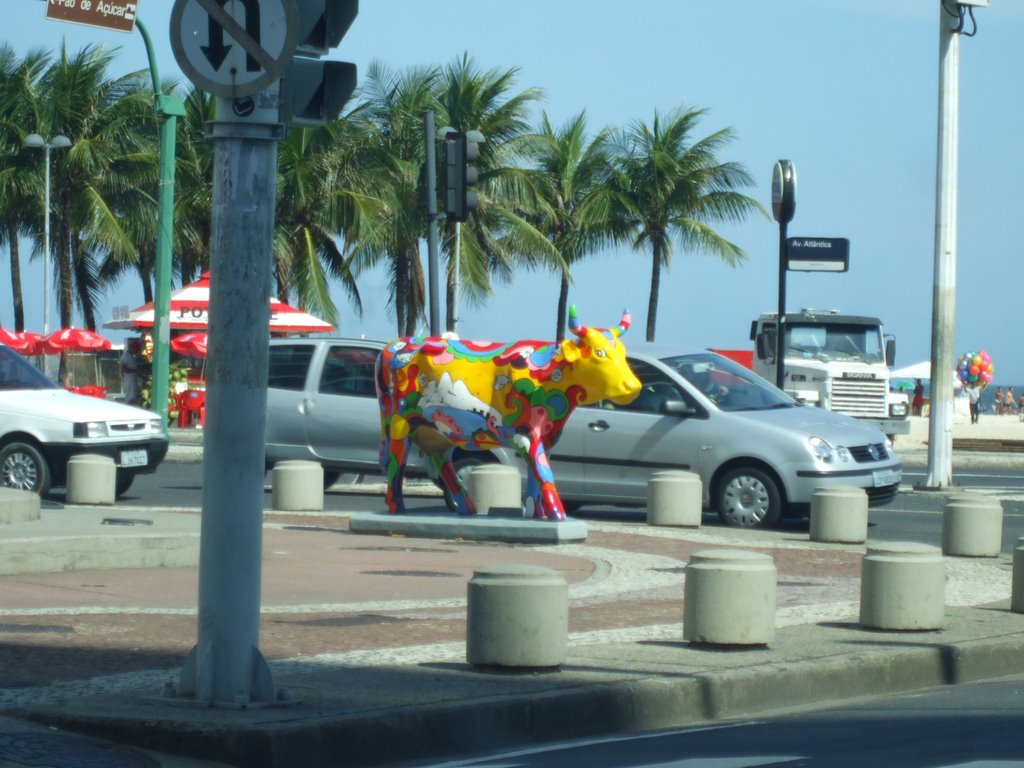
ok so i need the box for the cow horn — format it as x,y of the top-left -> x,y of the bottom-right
568,304 -> 588,338
613,308 -> 632,337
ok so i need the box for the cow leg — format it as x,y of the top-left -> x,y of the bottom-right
429,452 -> 476,516
525,439 -> 566,521
381,416 -> 412,514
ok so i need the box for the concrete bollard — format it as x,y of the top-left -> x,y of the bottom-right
0,487 -> 41,524
809,486 -> 868,544
683,549 -> 776,646
66,454 -> 115,505
467,564 -> 567,668
647,470 -> 702,528
467,464 -> 522,517
1011,537 -> 1024,614
942,496 -> 1003,557
271,460 -> 324,512
860,542 -> 945,630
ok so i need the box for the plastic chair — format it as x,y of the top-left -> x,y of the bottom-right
176,389 -> 206,428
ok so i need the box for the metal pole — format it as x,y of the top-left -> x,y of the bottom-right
925,3 -> 961,488
425,110 -> 441,336
42,143 -> 50,337
177,99 -> 282,706
137,18 -> 184,433
453,222 -> 461,332
775,219 -> 787,390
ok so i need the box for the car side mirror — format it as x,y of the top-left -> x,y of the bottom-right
661,399 -> 701,419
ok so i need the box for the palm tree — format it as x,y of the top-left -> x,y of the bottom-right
0,45 -> 49,331
34,43 -> 156,331
516,111 -> 614,340
606,107 -> 767,342
435,55 -> 551,332
346,61 -> 442,336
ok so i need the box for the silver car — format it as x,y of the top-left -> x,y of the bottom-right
264,339 -> 902,528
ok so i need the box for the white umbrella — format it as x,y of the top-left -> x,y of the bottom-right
891,361 -> 932,380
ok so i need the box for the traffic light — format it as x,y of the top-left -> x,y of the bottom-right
444,130 -> 482,223
280,0 -> 359,127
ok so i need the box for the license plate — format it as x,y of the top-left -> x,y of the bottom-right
120,449 -> 148,468
873,469 -> 896,487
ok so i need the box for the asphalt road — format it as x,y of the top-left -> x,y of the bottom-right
413,674 -> 1024,768
74,461 -> 1024,550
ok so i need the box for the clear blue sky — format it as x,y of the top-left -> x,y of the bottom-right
7,1 -> 1024,382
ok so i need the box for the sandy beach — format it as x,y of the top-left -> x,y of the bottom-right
903,412 -> 1024,448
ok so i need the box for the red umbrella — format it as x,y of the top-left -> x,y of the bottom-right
41,327 -> 113,354
0,328 -> 35,354
170,332 -> 208,358
17,331 -> 44,356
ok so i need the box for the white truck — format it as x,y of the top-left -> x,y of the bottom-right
749,309 -> 910,438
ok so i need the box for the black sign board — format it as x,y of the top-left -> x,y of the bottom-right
786,237 -> 849,272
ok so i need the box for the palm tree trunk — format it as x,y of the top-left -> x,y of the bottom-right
646,241 -> 662,342
57,214 -> 73,330
556,271 -> 569,342
7,220 -> 24,331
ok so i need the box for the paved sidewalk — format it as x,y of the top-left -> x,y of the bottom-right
0,426 -> 1022,766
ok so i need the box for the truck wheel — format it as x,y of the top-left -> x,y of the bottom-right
0,441 -> 52,497
715,466 -> 781,529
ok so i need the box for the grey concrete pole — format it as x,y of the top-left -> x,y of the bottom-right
178,100 -> 282,705
925,4 -> 962,489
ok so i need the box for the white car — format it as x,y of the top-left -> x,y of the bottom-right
0,345 -> 168,497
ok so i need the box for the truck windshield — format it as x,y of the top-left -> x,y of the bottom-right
662,352 -> 796,412
0,346 -> 58,390
785,322 -> 884,363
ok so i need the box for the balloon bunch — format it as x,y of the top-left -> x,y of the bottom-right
957,350 -> 994,388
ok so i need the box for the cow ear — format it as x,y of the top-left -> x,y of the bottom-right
561,339 -> 581,363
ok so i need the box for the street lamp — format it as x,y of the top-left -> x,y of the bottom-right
22,133 -> 71,336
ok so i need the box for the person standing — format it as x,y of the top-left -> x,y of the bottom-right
120,339 -> 143,405
912,379 -> 925,416
1004,387 -> 1016,415
993,386 -> 1003,415
968,383 -> 982,424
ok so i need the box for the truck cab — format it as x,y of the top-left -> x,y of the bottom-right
750,309 -> 910,438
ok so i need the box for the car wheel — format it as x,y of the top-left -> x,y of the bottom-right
715,466 -> 782,529
0,441 -> 52,496
115,471 -> 135,498
442,455 -> 488,513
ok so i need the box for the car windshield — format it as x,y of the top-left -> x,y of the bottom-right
661,352 -> 796,412
0,346 -> 57,391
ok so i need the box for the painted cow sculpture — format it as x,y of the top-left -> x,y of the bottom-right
375,306 -> 641,521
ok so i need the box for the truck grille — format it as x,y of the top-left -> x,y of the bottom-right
830,378 -> 887,418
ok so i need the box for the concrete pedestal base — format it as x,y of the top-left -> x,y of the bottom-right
0,487 -> 40,524
467,564 -> 567,668
860,542 -> 945,630
647,470 -> 702,528
809,486 -> 868,544
942,497 -> 1003,557
683,549 -> 776,646
271,460 -> 324,512
66,454 -> 115,505
468,465 -> 522,517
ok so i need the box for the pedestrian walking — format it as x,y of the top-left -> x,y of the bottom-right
968,383 -> 982,424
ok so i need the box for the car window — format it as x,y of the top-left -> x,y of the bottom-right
665,352 -> 795,412
268,345 -> 315,391
319,346 -> 379,397
607,360 -> 685,414
0,346 -> 57,390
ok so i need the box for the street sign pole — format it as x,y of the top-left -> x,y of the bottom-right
771,160 -> 797,391
171,0 -> 296,706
